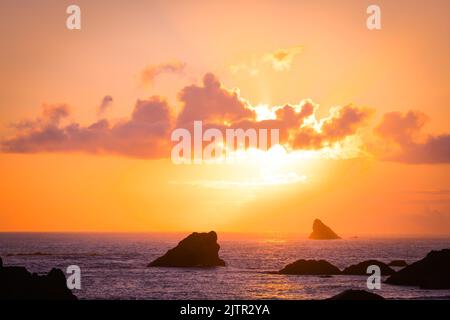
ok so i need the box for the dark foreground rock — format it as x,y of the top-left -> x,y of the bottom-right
328,289 -> 385,300
148,231 -> 226,267
279,259 -> 341,275
0,257 -> 77,300
309,219 -> 341,240
388,260 -> 408,267
342,260 -> 395,276
386,249 -> 450,289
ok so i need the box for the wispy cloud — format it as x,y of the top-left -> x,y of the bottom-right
97,95 -> 113,116
140,61 -> 186,86
230,45 -> 303,75
263,45 -> 303,71
170,173 -> 307,189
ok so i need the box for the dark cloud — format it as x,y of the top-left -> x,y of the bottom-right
391,134 -> 450,164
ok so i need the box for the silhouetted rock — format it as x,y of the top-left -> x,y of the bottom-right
328,289 -> 384,300
0,258 -> 77,300
386,249 -> 450,289
0,257 -> 2,268
342,260 -> 395,275
148,231 -> 226,267
388,260 -> 408,267
309,219 -> 341,240
279,259 -> 341,275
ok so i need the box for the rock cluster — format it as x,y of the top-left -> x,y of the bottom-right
0,257 -> 77,300
386,249 -> 450,289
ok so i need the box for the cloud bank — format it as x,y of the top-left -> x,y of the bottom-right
1,73 -> 448,163
2,97 -> 172,158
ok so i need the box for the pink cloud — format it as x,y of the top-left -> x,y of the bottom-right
375,111 -> 450,163
177,73 -> 255,125
2,97 -> 172,158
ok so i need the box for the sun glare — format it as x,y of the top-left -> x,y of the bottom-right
253,104 -> 277,121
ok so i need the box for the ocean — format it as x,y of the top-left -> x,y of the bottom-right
1,233 -> 449,300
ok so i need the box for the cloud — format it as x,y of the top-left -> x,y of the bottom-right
42,104 -> 70,124
375,111 -> 450,163
263,45 -> 303,71
2,73 -> 423,161
393,134 -> 450,164
140,61 -> 186,86
230,60 -> 260,76
175,75 -> 370,151
413,189 -> 450,196
228,100 -> 317,145
172,173 -> 307,189
9,104 -> 70,132
1,97 -> 172,158
176,73 -> 255,125
292,105 -> 373,149
97,95 -> 113,116
230,45 -> 303,75
375,111 -> 428,145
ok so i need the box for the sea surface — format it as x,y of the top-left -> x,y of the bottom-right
1,233 -> 450,300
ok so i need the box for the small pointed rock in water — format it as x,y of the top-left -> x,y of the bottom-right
309,219 -> 341,240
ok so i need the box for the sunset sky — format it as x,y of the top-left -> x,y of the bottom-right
0,0 -> 449,235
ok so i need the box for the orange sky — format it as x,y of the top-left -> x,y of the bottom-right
0,0 -> 449,235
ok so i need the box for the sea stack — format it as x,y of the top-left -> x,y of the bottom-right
386,249 -> 450,289
279,259 -> 341,275
388,260 -> 408,267
0,257 -> 77,300
342,260 -> 395,276
148,231 -> 226,267
309,219 -> 341,240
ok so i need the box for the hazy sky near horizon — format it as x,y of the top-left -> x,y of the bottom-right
0,0 -> 449,235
